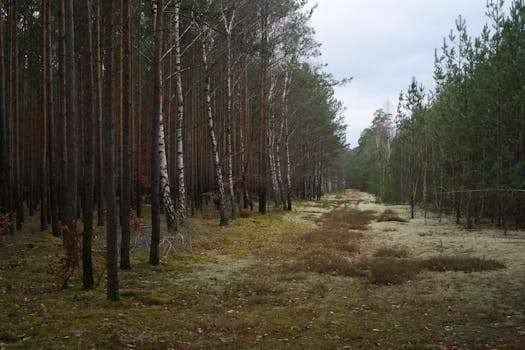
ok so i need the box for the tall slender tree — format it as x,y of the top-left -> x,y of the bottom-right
81,0 -> 96,289
102,0 -> 119,300
120,0 -> 132,269
150,0 -> 163,265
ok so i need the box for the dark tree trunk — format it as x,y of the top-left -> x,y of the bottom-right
46,0 -> 59,237
58,0 -> 67,222
0,0 -> 10,218
95,0 -> 104,226
82,0 -> 96,290
40,0 -> 48,231
120,0 -> 132,270
102,0 -> 119,301
63,0 -> 78,240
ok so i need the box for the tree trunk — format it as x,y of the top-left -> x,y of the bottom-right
173,1 -> 187,224
81,0 -> 95,290
120,0 -> 132,269
63,0 -> 78,240
284,117 -> 292,211
159,97 -> 178,233
221,6 -> 237,220
200,25 -> 228,227
0,0 -> 9,219
102,0 -> 119,300
258,5 -> 269,215
150,0 -> 163,265
94,0 -> 104,226
40,0 -> 48,231
46,0 -> 59,237
58,0 -> 67,222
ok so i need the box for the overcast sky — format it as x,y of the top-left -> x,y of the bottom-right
307,0 -> 509,148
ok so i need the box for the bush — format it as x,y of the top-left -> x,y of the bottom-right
289,249 -> 366,277
377,209 -> 408,223
421,255 -> 505,273
373,246 -> 410,258
239,208 -> 253,218
368,258 -> 421,285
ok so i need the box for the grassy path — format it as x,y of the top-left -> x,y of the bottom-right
1,190 -> 524,349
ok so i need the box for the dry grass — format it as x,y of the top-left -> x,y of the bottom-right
421,255 -> 506,273
300,229 -> 360,252
323,208 -> 377,230
288,249 -> 366,277
376,209 -> 408,223
373,246 -> 410,258
367,258 -> 421,285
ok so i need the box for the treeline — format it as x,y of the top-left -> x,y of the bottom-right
0,0 -> 347,299
347,0 -> 525,230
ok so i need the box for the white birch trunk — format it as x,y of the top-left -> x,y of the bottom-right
158,71 -> 177,233
275,118 -> 286,210
267,80 -> 282,208
174,1 -> 187,224
284,116 -> 293,210
200,24 -> 228,226
221,5 -> 237,219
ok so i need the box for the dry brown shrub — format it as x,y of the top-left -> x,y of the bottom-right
289,249 -> 366,277
373,246 -> 410,258
421,255 -> 505,273
300,228 -> 361,252
367,258 -> 421,285
377,209 -> 408,223
323,208 -> 377,231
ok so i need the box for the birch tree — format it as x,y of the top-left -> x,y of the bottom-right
174,0 -> 187,224
195,5 -> 229,226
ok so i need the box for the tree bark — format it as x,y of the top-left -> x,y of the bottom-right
81,0 -> 96,290
174,0 -> 187,225
63,0 -> 78,239
200,24 -> 228,226
94,0 -> 104,226
221,5 -> 237,219
58,0 -> 67,222
40,0 -> 48,231
46,0 -> 59,237
120,0 -> 132,269
150,0 -> 163,265
0,0 -> 9,219
102,0 -> 119,300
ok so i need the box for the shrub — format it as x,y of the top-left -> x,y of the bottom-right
421,255 -> 505,273
368,258 -> 421,285
377,209 -> 408,223
239,208 -> 253,218
289,250 -> 366,277
373,246 -> 410,258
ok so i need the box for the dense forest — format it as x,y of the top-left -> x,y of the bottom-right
347,0 -> 525,231
0,0 -> 347,299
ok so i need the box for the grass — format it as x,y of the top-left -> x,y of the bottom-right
0,193 -> 522,349
373,246 -> 410,258
420,255 -> 506,273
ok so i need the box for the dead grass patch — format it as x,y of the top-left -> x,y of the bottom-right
373,246 -> 410,258
300,228 -> 361,252
376,209 -> 408,223
421,255 -> 506,273
324,208 -> 377,230
367,258 -> 421,285
288,249 -> 366,277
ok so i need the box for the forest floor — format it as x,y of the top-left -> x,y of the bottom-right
1,189 -> 525,349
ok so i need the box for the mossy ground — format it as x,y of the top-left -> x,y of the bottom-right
1,191 -> 524,349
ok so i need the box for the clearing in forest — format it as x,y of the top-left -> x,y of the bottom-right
1,189 -> 524,349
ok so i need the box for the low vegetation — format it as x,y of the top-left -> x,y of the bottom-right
1,190 -> 523,349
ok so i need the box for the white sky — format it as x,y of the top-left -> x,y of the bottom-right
307,0 -> 510,147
